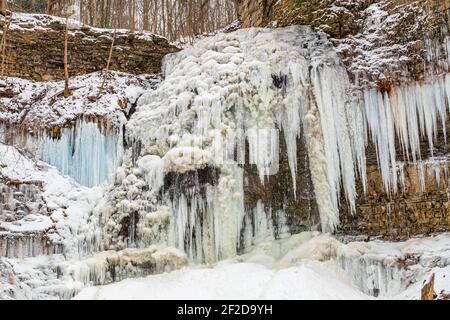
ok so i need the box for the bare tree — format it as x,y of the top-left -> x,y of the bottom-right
47,0 -> 64,15
95,26 -> 116,100
0,17 -> 11,78
0,0 -> 11,78
10,0 -> 238,42
63,13 -> 70,97
0,0 -> 11,16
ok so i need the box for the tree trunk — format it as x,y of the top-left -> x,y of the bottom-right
117,0 -> 123,28
0,0 -> 10,16
0,15 -> 11,78
96,27 -> 116,99
63,15 -> 70,97
142,0 -> 149,31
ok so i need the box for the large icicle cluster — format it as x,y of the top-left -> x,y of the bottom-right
41,120 -> 121,187
126,26 -> 354,234
125,25 -> 450,239
0,119 -> 122,188
361,74 -> 450,194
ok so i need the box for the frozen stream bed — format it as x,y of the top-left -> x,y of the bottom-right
74,260 -> 369,300
74,232 -> 450,300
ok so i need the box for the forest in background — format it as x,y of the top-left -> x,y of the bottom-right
2,0 -> 238,41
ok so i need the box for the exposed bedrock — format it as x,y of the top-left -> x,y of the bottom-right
243,131 -> 320,235
0,14 -> 180,81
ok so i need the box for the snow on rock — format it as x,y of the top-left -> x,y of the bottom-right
335,232 -> 450,297
163,147 -> 211,173
0,12 -> 179,81
335,0 -> 450,84
58,246 -> 188,288
0,142 -> 104,259
0,71 -> 159,130
3,12 -> 171,43
0,71 -> 161,187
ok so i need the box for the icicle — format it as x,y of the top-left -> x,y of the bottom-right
137,155 -> 165,195
124,25 -> 450,238
40,120 -> 121,187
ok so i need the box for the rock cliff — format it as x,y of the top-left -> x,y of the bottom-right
0,13 -> 180,81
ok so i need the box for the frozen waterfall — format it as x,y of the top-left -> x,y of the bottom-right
40,120 -> 121,187
106,25 -> 450,262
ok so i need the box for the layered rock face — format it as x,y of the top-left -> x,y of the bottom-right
0,14 -> 180,81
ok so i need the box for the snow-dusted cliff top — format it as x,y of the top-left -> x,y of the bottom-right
0,13 -> 180,81
3,13 -> 170,43
0,72 -> 160,130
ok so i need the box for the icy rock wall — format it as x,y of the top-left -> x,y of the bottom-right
0,234 -> 63,258
96,26 -> 354,263
0,182 -> 43,217
100,161 -> 291,263
163,167 -> 290,262
335,253 -> 404,297
104,25 -> 450,263
0,182 -> 61,258
39,120 -> 120,187
1,119 -> 122,187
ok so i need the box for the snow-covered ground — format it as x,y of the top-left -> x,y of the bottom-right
73,232 -> 450,300
74,260 -> 369,300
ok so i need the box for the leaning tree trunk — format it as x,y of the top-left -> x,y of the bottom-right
63,15 -> 70,97
0,0 -> 10,16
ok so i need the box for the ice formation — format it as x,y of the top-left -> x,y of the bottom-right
40,120 -> 121,187
125,25 -> 450,236
0,119 -> 121,188
126,26 -> 354,234
0,141 -> 104,258
0,71 -> 158,187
